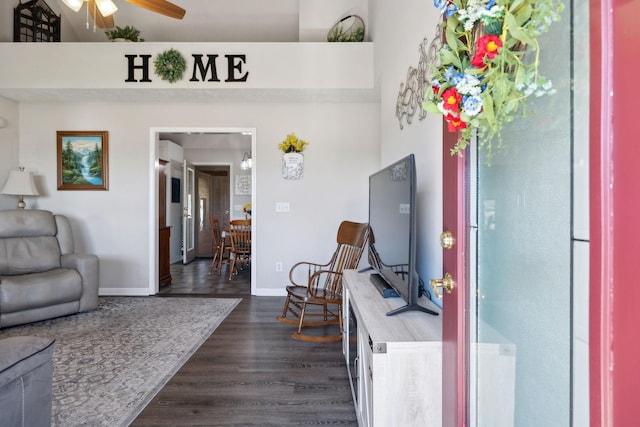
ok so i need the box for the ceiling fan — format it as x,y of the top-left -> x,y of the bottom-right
61,0 -> 186,29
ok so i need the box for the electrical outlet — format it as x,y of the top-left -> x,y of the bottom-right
275,262 -> 283,272
275,202 -> 290,212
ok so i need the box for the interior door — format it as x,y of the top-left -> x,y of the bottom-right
440,0 -> 577,425
182,160 -> 196,264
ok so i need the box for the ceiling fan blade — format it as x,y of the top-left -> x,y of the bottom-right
88,0 -> 115,29
126,0 -> 186,20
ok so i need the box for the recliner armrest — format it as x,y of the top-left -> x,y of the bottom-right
61,253 -> 99,311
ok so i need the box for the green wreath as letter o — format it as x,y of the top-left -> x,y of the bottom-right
154,48 -> 187,83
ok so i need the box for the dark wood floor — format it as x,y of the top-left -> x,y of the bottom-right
158,257 -> 252,297
132,258 -> 357,426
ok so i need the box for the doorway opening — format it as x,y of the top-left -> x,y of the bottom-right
149,127 -> 256,297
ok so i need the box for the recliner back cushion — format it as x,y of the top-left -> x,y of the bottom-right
0,210 -> 56,239
0,210 -> 61,275
0,237 -> 61,275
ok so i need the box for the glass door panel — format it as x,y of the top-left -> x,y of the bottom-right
470,0 -> 577,425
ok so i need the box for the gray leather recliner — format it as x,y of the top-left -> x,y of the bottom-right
0,209 -> 99,328
0,336 -> 55,427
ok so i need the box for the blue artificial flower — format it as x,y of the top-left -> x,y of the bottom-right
434,0 -> 448,14
444,66 -> 456,82
445,2 -> 459,18
486,0 -> 496,9
462,95 -> 483,116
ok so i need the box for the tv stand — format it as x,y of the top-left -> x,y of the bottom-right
342,270 -> 442,426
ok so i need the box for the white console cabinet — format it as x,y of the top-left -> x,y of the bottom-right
342,270 -> 443,427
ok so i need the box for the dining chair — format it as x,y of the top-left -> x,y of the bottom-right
208,217 -> 230,275
228,219 -> 251,280
276,220 -> 369,342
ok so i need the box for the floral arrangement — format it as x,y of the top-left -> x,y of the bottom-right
154,48 -> 187,83
243,202 -> 252,216
422,0 -> 564,159
278,133 -> 309,153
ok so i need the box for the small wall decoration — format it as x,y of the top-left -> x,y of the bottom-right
154,48 -> 187,83
235,175 -> 252,195
57,131 -> 109,191
396,35 -> 441,129
278,133 -> 308,180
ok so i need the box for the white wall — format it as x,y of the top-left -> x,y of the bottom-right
17,101 -> 379,295
370,0 -> 443,298
0,97 -> 20,210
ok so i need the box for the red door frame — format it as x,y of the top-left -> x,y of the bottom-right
589,0 -> 640,425
441,131 -> 467,427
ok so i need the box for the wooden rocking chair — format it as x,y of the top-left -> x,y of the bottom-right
276,220 -> 369,342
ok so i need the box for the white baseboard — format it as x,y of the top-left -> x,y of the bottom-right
255,288 -> 286,297
99,288 -> 151,296
99,288 -> 286,297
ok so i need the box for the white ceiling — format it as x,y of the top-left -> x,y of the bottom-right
51,0 -> 301,43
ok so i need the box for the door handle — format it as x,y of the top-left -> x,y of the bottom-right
429,272 -> 455,299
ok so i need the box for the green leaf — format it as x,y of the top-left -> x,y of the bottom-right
422,101 -> 442,114
445,26 -> 461,52
514,4 -> 532,26
440,48 -> 462,69
506,14 -> 535,46
481,93 -> 495,125
508,0 -> 525,14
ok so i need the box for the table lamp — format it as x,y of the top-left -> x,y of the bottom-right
1,167 -> 40,209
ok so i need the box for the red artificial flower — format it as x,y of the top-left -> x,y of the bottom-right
445,114 -> 467,132
477,34 -> 502,58
472,34 -> 503,68
471,53 -> 486,68
441,87 -> 462,112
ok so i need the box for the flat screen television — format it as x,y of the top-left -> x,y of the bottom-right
367,154 -> 438,316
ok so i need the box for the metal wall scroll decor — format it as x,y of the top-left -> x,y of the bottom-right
396,31 -> 441,129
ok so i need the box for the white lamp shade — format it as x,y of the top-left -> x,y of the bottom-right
96,0 -> 118,17
1,170 -> 40,197
62,0 -> 84,12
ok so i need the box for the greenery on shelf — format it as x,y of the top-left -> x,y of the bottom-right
327,15 -> 365,42
105,25 -> 144,42
328,25 -> 365,42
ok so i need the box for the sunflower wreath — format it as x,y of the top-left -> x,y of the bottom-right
422,0 -> 564,160
154,48 -> 187,83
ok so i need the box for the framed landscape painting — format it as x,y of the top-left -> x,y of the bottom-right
57,131 -> 109,190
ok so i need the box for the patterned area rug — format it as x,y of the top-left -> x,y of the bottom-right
0,296 -> 241,426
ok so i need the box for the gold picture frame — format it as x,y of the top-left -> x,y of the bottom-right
57,131 -> 109,191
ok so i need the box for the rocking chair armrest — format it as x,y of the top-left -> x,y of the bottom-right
306,269 -> 343,299
288,260 -> 334,287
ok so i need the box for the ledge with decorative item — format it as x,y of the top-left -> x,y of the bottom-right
422,0 -> 564,162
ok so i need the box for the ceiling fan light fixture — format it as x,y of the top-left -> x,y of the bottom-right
95,0 -> 118,17
62,0 -> 84,12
